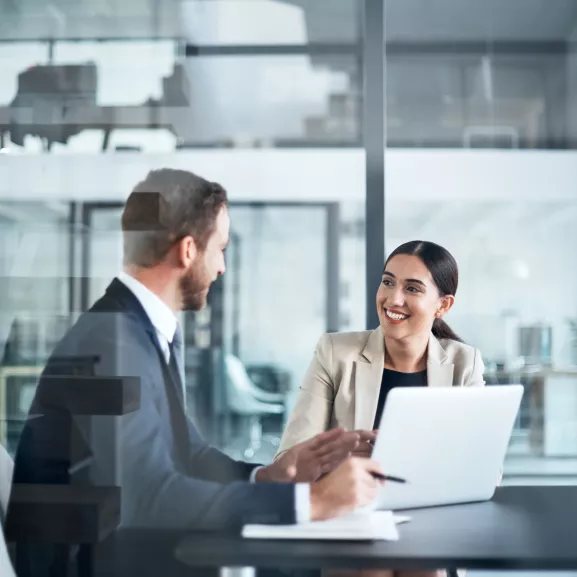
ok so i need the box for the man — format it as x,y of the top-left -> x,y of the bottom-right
12,169 -> 382,533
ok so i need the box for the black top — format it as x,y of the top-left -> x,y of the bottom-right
372,367 -> 428,429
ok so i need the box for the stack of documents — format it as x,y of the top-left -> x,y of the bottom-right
242,511 -> 405,541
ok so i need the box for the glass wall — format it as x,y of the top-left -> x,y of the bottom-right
1,0 -> 577,485
0,201 -> 71,454
0,0 -> 368,464
385,0 -> 577,481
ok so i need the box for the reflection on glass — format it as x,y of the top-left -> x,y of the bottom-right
183,0 -> 361,45
385,0 -> 577,150
0,41 -> 359,151
184,54 -> 359,147
53,42 -> 175,106
387,54 -> 557,148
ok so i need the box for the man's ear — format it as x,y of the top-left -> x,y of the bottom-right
176,235 -> 197,268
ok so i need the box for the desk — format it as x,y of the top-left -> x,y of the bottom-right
171,486 -> 577,572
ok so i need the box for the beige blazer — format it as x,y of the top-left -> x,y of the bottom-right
277,328 -> 485,457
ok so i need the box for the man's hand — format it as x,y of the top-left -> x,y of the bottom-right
350,430 -> 377,459
310,457 -> 385,521
255,428 -> 360,483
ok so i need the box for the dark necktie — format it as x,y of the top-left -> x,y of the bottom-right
168,323 -> 186,407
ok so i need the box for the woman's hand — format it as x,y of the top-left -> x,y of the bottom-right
351,429 -> 378,458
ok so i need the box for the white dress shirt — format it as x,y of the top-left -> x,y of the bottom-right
118,271 -> 177,364
117,272 -> 310,523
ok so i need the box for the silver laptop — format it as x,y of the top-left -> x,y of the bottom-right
371,385 -> 523,510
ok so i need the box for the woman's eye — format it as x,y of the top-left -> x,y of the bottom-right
406,286 -> 420,293
381,279 -> 393,286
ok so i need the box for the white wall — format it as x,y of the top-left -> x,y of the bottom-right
2,149 -> 577,202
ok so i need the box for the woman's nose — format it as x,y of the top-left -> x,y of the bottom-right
387,288 -> 404,308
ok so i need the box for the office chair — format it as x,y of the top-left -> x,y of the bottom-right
224,354 -> 285,459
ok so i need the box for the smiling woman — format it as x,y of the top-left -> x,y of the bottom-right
274,242 -> 485,577
275,241 -> 485,577
276,239 -> 485,460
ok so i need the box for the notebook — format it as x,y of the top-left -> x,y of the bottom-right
242,511 -> 404,541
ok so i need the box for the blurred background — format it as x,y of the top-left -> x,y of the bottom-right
0,0 -> 577,489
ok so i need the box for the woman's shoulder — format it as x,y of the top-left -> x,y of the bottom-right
436,338 -> 484,384
437,338 -> 480,363
318,330 -> 375,357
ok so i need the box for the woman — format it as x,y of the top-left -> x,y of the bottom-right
277,240 -> 484,577
278,240 -> 484,456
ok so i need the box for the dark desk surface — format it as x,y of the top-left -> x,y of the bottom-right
171,486 -> 577,571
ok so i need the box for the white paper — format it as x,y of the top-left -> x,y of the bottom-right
242,511 -> 400,541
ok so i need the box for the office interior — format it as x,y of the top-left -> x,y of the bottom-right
1,0 -> 577,528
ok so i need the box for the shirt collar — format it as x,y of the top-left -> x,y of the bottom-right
117,271 -> 177,344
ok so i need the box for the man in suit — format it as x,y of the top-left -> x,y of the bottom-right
12,169 -> 383,536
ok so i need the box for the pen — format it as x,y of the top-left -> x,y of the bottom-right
371,473 -> 407,484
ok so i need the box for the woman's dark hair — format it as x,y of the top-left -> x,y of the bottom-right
384,240 -> 463,342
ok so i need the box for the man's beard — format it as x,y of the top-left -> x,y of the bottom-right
179,259 -> 211,311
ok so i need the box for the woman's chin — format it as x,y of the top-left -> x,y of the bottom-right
380,322 -> 405,337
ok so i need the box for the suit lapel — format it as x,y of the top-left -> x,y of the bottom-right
427,334 -> 454,387
354,329 -> 384,429
102,278 -> 186,407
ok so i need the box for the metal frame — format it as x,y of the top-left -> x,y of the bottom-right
184,41 -> 571,58
67,201 -> 84,320
184,42 -> 360,57
386,40 -> 570,56
0,36 -> 569,56
326,203 -> 341,333
0,36 -> 180,44
227,230 -> 241,357
363,0 -> 386,330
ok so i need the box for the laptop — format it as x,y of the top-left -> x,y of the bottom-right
371,384 -> 523,511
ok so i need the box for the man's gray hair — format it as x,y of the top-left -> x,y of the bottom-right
121,168 -> 228,267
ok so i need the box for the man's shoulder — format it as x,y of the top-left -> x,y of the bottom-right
66,304 -> 143,346
48,302 -> 155,377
